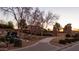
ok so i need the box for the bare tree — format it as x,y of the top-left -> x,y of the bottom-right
45,11 -> 59,28
32,8 -> 41,25
0,7 -> 33,29
39,11 -> 45,28
29,8 -> 59,30
0,7 -> 59,32
18,19 -> 27,30
27,8 -> 45,28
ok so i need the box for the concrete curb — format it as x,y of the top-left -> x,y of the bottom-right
56,41 -> 79,51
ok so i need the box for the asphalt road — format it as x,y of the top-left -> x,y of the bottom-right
63,44 -> 79,51
12,37 -> 58,51
15,43 -> 57,51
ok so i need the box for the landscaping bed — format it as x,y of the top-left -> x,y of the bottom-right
0,31 -> 47,51
50,33 -> 79,49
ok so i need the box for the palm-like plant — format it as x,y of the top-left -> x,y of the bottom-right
54,22 -> 61,32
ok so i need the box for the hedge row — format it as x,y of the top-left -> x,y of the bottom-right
59,38 -> 79,44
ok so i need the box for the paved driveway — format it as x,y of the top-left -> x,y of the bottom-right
12,37 -> 58,51
15,43 -> 57,51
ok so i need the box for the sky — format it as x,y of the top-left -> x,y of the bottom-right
39,7 -> 79,30
0,7 -> 79,30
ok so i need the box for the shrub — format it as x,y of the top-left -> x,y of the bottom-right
76,39 -> 79,41
71,39 -> 76,42
59,37 -> 79,45
6,37 -> 11,42
14,40 -> 22,47
59,40 -> 66,44
65,34 -> 71,37
9,38 -> 15,44
5,35 -> 15,44
0,22 -> 14,29
7,21 -> 14,29
73,39 -> 79,42
0,42 -> 6,48
72,33 -> 79,41
65,38 -> 78,43
0,37 -> 6,42
65,39 -> 72,43
5,31 -> 19,44
73,33 -> 79,39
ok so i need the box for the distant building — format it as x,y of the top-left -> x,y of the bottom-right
26,25 -> 47,35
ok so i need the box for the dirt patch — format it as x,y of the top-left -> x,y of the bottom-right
50,37 -> 65,47
21,35 -> 47,47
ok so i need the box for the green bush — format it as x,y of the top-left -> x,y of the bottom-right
9,38 -> 15,44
